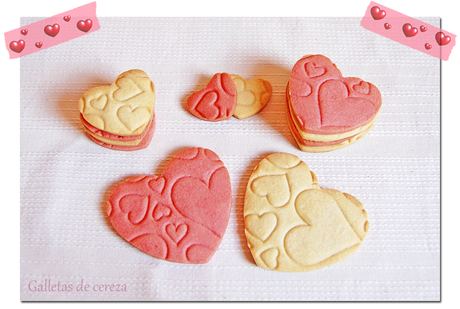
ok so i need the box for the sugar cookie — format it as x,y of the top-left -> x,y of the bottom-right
244,153 -> 369,272
286,55 -> 381,152
107,147 -> 232,264
230,74 -> 272,119
78,69 -> 155,150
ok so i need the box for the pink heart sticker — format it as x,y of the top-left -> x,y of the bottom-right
435,31 -> 451,46
9,40 -> 25,53
402,23 -> 418,37
370,6 -> 386,20
44,23 -> 60,37
77,19 -> 93,32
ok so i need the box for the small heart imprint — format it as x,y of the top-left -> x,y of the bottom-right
35,42 -> 43,49
435,31 -> 451,46
425,43 -> 432,50
44,23 -> 60,37
63,15 -> 71,22
402,23 -> 418,37
384,23 -> 392,30
186,73 -> 237,122
9,40 -> 25,53
370,6 -> 386,20
420,25 -> 427,32
244,153 -> 369,272
77,19 -> 93,32
107,147 -> 232,264
21,29 -> 28,35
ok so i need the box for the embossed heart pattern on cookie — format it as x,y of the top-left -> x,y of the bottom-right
78,69 -> 156,151
287,55 -> 382,152
186,73 -> 272,121
107,147 -> 232,264
244,153 -> 369,272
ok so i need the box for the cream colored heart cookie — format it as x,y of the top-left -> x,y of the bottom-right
78,69 -> 155,136
244,153 -> 369,272
230,74 -> 272,119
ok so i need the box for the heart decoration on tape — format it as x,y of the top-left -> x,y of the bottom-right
21,29 -> 28,35
243,153 -> 369,272
9,40 -> 25,53
435,31 -> 451,46
402,23 -> 418,37
77,19 -> 93,32
35,42 -> 43,49
370,6 -> 386,20
107,147 -> 232,264
63,15 -> 71,22
44,23 -> 60,37
420,25 -> 427,32
384,23 -> 392,30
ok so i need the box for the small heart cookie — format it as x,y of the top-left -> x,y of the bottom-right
244,153 -> 369,272
107,147 -> 232,264
186,73 -> 237,122
78,69 -> 155,150
230,74 -> 272,119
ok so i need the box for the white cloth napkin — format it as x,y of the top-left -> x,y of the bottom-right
20,17 -> 440,301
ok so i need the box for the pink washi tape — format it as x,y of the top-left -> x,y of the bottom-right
4,2 -> 100,59
361,1 -> 456,61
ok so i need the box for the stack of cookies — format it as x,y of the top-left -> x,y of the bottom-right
78,69 -> 156,151
286,55 -> 382,152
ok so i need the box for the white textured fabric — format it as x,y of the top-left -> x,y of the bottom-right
20,17 -> 440,301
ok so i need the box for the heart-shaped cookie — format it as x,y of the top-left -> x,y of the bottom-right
230,74 -> 272,119
186,73 -> 237,122
78,69 -> 155,136
78,70 -> 156,150
244,153 -> 369,272
107,147 -> 232,264
288,55 -> 381,135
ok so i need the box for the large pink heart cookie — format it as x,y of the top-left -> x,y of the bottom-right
186,73 -> 237,122
107,147 -> 232,263
288,55 -> 382,135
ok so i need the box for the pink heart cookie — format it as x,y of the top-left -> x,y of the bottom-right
107,147 -> 232,263
288,55 -> 382,135
186,73 -> 237,122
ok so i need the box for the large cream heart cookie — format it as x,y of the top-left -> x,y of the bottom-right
244,153 -> 369,272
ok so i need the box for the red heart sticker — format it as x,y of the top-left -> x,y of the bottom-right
435,31 -> 451,46
402,23 -> 418,37
370,6 -> 386,20
9,40 -> 25,53
35,42 -> 43,48
288,55 -> 382,134
187,73 -> 237,121
21,29 -> 28,35
77,19 -> 93,32
44,23 -> 60,37
107,147 -> 232,264
384,23 -> 392,30
420,25 -> 427,32
425,43 -> 432,50
63,15 -> 71,22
